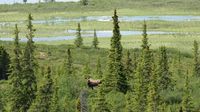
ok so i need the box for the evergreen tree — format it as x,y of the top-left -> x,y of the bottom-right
193,40 -> 200,77
9,24 -> 24,111
124,91 -> 134,112
92,29 -> 99,49
50,78 -> 60,112
133,21 -> 152,112
81,0 -> 88,5
93,87 -> 111,112
147,61 -> 160,112
65,49 -> 73,75
0,93 -> 5,112
74,23 -> 83,48
23,0 -> 27,4
124,50 -> 133,82
83,62 -> 91,78
157,46 -> 173,90
28,67 -> 54,112
95,57 -> 102,78
182,71 -> 194,112
21,14 -> 37,111
177,51 -> 182,76
103,9 -> 128,94
0,46 -> 10,80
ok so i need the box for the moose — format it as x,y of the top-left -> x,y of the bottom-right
87,78 -> 102,89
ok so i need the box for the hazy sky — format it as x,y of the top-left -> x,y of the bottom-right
0,0 -> 80,4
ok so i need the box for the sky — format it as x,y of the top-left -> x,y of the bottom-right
0,0 -> 80,4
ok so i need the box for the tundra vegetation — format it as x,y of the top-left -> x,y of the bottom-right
0,0 -> 200,112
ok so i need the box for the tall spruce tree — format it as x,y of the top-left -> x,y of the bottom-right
157,46 -> 172,90
28,67 -> 54,112
21,14 -> 37,111
103,9 -> 128,94
65,49 -> 73,75
92,29 -> 99,49
147,61 -> 160,112
0,46 -> 10,80
124,50 -> 133,83
193,40 -> 200,77
93,86 -> 111,112
95,57 -> 102,78
74,23 -> 83,48
9,24 -> 24,111
133,21 -> 152,112
50,78 -> 60,112
182,71 -> 194,112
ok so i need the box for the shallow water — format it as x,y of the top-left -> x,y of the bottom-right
0,30 -> 174,42
1,15 -> 200,27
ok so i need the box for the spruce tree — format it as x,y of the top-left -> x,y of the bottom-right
0,46 -> 10,80
182,71 -> 194,112
81,0 -> 88,5
50,78 -> 60,112
0,93 -> 5,112
147,61 -> 160,112
28,67 -> 54,112
21,14 -> 37,111
177,51 -> 182,76
133,21 -> 152,112
74,23 -> 83,48
193,40 -> 200,77
103,9 -> 128,94
92,29 -> 99,49
124,50 -> 133,83
9,24 -> 24,111
157,46 -> 172,90
124,91 -> 134,112
65,49 -> 73,75
95,57 -> 102,78
93,86 -> 111,112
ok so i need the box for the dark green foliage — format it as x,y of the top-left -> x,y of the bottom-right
193,40 -> 200,77
104,9 -> 128,94
0,92 -> 5,112
124,50 -> 134,91
21,14 -> 37,111
65,49 -> 73,75
0,46 -> 10,80
93,87 -> 110,112
74,23 -> 83,48
124,91 -> 134,112
177,51 -> 182,76
28,67 -> 53,112
81,0 -> 88,5
50,78 -> 60,112
133,21 -> 152,112
9,24 -> 24,112
182,71 -> 194,112
92,29 -> 99,49
147,61 -> 161,112
157,46 -> 173,90
95,57 -> 102,78
83,62 -> 91,78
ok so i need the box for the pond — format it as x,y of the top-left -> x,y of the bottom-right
0,30 -> 174,42
1,15 -> 200,27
